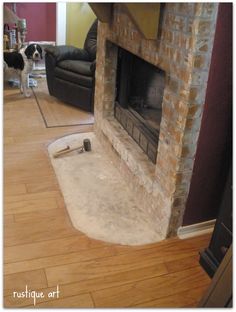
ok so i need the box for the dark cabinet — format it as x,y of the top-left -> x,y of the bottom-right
199,164 -> 232,278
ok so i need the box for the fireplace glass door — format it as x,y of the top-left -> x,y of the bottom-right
115,47 -> 165,163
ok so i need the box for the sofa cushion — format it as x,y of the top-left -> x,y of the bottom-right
57,60 -> 93,77
55,66 -> 93,88
45,46 -> 90,63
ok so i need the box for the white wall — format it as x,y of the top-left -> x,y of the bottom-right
56,2 -> 67,45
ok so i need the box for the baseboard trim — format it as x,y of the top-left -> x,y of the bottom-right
177,219 -> 216,239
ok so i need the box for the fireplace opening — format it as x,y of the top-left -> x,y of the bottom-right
114,47 -> 165,163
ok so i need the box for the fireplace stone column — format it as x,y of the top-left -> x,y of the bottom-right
94,3 -> 219,238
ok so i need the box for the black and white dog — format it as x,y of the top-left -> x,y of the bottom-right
4,43 -> 43,97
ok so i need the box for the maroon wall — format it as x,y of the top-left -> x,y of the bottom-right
183,3 -> 232,226
5,3 -> 56,42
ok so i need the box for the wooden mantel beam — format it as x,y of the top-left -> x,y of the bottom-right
89,3 -> 113,23
89,3 -> 161,40
123,3 -> 160,40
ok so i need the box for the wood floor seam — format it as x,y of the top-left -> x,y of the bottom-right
4,240 -> 207,262
42,251 -> 198,277
132,284 -> 210,307
90,292 -> 96,308
4,249 -> 119,273
4,233 -> 79,248
43,268 -> 50,288
4,234 -> 78,251
4,244 -> 114,265
90,266 -> 209,296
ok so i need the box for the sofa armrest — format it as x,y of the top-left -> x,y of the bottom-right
90,60 -> 96,74
45,45 -> 90,63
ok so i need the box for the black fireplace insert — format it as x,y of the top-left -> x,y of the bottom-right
115,47 -> 165,163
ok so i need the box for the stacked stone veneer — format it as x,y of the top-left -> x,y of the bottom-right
94,3 -> 218,238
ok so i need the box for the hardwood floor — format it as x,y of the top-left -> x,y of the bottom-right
3,84 -> 211,308
32,79 -> 94,127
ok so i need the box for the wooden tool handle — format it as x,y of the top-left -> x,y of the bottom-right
53,145 -> 83,158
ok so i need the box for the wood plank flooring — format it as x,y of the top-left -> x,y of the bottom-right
32,79 -> 94,127
3,84 -> 211,308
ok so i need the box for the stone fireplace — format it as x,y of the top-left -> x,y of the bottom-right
93,3 -> 218,238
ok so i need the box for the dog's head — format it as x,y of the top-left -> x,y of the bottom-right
24,44 -> 43,61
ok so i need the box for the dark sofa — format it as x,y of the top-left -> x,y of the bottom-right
45,19 -> 97,112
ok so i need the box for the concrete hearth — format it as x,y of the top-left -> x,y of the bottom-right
48,132 -> 163,245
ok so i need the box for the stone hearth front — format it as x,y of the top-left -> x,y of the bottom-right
93,3 -> 218,238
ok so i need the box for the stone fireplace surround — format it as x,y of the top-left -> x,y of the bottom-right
93,3 -> 218,238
